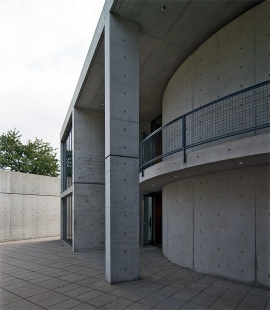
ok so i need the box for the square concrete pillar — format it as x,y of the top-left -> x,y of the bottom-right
73,108 -> 105,251
105,13 -> 140,284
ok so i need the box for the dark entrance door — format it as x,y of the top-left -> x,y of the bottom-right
144,195 -> 152,246
153,194 -> 162,246
143,193 -> 162,247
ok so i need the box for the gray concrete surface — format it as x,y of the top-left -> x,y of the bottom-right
0,171 -> 60,242
163,165 -> 270,289
105,14 -> 140,284
58,0 -> 269,288
60,1 -> 262,137
162,1 -> 267,125
72,108 -> 105,252
161,0 -> 268,159
0,237 -> 269,310
139,133 -> 270,192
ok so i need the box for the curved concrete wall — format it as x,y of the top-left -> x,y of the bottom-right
162,1 -> 268,125
157,1 -> 270,289
163,164 -> 269,288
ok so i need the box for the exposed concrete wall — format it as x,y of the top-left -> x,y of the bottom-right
72,108 -> 105,251
0,171 -> 60,242
162,1 -> 268,125
163,165 -> 270,288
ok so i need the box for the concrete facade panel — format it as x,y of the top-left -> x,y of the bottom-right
74,228 -> 105,251
71,107 -> 105,251
193,33 -> 220,109
0,193 -> 10,242
2,170 -> 60,196
106,118 -> 139,158
255,165 -> 270,287
163,165 -> 269,288
73,183 -> 105,251
108,81 -> 139,122
0,171 -> 60,242
254,1 -> 269,84
22,196 -> 37,238
162,1 -> 267,126
193,169 -> 256,283
167,178 -> 194,269
0,171 -> 10,193
10,225 -> 24,241
216,9 -> 256,98
73,108 -> 105,184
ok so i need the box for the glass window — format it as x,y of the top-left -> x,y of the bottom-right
63,195 -> 73,246
62,126 -> 72,191
151,115 -> 162,132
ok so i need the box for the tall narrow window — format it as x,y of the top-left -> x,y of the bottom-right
63,195 -> 73,246
62,126 -> 72,191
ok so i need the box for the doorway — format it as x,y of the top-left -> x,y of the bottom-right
144,192 -> 162,247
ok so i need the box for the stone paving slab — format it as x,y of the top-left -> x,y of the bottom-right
0,237 -> 269,309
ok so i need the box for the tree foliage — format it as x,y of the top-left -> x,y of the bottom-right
0,129 -> 59,177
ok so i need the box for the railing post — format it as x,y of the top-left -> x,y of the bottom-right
182,115 -> 186,163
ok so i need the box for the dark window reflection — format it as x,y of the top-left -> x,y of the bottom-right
63,127 -> 72,191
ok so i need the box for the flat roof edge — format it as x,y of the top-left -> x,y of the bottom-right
60,0 -> 117,139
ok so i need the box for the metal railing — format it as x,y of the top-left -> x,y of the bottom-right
140,80 -> 270,176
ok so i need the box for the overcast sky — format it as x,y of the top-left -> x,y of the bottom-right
0,0 -> 106,159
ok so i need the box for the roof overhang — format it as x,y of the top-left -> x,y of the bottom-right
61,0 -> 264,139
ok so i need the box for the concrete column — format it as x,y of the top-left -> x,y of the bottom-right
73,108 -> 105,251
105,13 -> 140,284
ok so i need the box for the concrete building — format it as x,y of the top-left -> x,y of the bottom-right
60,0 -> 269,288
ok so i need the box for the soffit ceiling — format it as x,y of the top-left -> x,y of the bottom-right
75,0 -> 263,122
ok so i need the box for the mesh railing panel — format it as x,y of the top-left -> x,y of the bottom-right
163,118 -> 183,156
140,81 -> 270,173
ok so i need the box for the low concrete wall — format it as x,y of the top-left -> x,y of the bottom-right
163,164 -> 270,289
0,171 -> 60,242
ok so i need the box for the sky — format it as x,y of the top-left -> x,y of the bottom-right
0,0 -> 106,159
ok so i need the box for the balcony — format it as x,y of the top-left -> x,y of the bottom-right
140,81 -> 270,176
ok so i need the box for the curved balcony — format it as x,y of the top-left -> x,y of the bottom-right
140,80 -> 270,176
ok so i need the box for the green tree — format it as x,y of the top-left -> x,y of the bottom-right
0,129 -> 59,177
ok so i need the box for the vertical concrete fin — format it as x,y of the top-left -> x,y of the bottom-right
105,13 -> 140,284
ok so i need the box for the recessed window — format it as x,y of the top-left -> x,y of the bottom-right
62,126 -> 72,191
63,194 -> 73,246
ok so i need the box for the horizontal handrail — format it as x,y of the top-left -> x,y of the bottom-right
140,80 -> 270,175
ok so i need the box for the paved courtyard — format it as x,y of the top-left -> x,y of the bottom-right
0,237 -> 269,310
